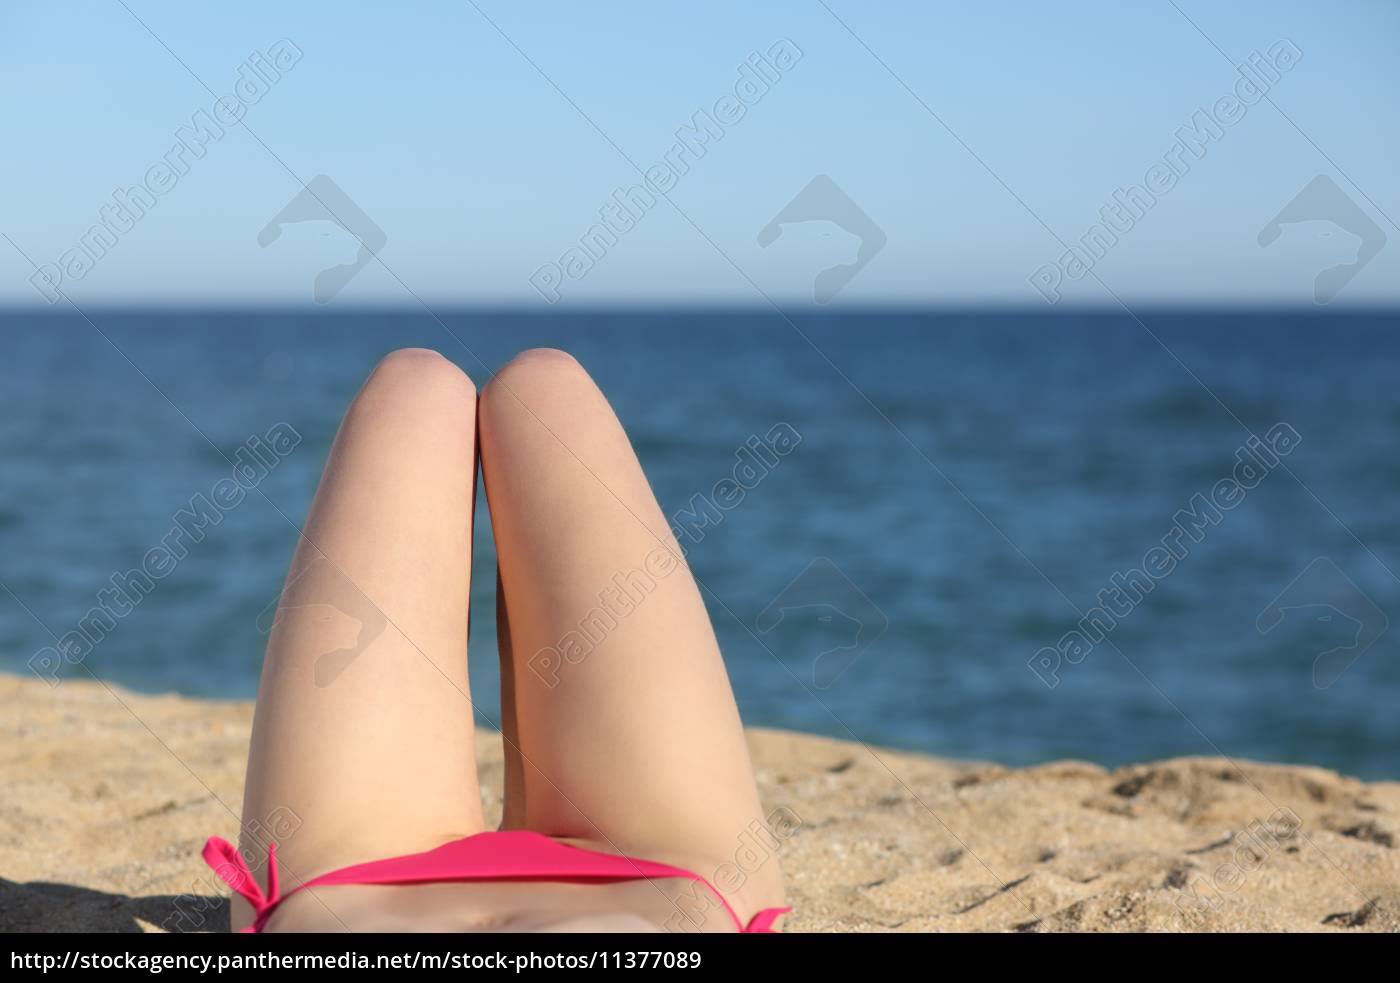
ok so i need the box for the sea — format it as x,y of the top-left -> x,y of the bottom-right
3,307 -> 1397,778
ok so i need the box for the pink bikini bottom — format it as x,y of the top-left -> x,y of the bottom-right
203,830 -> 790,933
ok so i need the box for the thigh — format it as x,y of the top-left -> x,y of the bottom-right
237,349 -> 484,926
479,350 -> 781,898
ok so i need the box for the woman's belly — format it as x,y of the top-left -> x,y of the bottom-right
262,877 -> 737,933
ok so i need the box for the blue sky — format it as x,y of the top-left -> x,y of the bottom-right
1,0 -> 1396,307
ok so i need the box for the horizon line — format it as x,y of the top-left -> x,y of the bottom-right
2,301 -> 1397,315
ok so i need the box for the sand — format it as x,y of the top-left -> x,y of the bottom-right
1,673 -> 1396,933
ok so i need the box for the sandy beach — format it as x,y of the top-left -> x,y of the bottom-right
1,672 -> 1396,933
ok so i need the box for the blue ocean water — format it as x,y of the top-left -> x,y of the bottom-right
3,308 -> 1397,778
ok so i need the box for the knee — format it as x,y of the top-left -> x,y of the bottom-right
483,348 -> 590,404
366,348 -> 476,403
500,347 -> 582,377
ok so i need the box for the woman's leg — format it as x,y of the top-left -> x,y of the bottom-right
479,349 -> 786,928
236,348 -> 484,930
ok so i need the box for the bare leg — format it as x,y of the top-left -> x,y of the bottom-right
236,349 -> 484,930
479,349 -> 786,928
